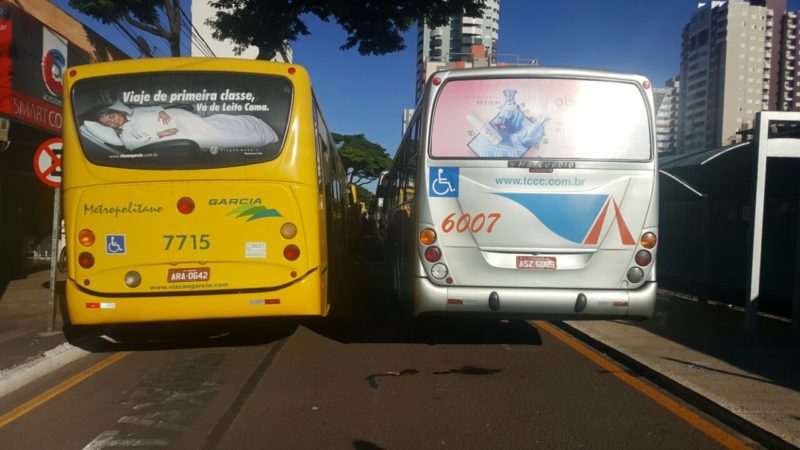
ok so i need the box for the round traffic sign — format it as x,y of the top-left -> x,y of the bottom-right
33,137 -> 63,188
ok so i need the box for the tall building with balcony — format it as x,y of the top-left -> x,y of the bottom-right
676,0 -> 800,153
679,0 -> 775,152
415,0 -> 500,103
778,10 -> 800,110
654,77 -> 680,155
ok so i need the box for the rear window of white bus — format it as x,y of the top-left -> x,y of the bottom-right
430,77 -> 651,161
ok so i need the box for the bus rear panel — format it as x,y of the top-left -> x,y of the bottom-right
63,59 -> 337,324
408,67 -> 658,319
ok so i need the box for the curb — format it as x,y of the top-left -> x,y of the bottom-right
554,321 -> 797,450
0,342 -> 89,398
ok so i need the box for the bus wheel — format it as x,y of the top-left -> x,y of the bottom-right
57,247 -> 67,272
392,250 -> 415,318
392,253 -> 402,304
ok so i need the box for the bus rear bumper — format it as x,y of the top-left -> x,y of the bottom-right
65,270 -> 326,325
413,277 -> 657,320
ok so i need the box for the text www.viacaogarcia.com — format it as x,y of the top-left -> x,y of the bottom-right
149,282 -> 229,290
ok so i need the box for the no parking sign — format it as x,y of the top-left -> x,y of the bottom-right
33,137 -> 63,188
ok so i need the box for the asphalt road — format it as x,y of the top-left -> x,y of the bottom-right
0,261 -> 752,449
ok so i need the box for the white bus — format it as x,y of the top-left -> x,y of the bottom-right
383,66 -> 658,319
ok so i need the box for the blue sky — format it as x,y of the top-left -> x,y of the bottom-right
56,1 -> 800,162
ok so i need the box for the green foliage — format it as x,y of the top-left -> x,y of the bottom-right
355,184 -> 375,204
206,0 -> 488,60
68,0 -> 161,24
332,133 -> 393,187
69,0 -> 183,56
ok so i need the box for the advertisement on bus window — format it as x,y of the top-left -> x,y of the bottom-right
71,72 -> 292,169
430,78 -> 651,161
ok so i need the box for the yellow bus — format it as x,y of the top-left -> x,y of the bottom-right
62,58 -> 351,324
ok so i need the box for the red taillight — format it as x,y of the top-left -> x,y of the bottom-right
78,229 -> 95,247
283,244 -> 300,261
424,246 -> 441,262
78,252 -> 94,268
635,250 -> 652,266
641,232 -> 657,249
643,80 -> 651,90
177,197 -> 194,214
288,67 -> 296,75
432,76 -> 441,86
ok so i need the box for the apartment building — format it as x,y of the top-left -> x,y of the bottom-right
654,77 -> 680,155
677,0 -> 800,153
415,0 -> 500,103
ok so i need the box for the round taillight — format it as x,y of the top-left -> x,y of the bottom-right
288,67 -> 296,75
419,228 -> 436,245
626,267 -> 644,283
281,223 -> 298,239
424,246 -> 441,262
431,263 -> 448,279
125,271 -> 142,288
635,250 -> 652,266
641,232 -> 657,249
78,252 -> 94,268
283,244 -> 300,261
177,197 -> 195,214
432,76 -> 441,86
69,69 -> 77,77
643,80 -> 651,90
78,229 -> 95,247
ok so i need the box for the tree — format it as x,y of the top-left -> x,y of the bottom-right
207,0 -> 488,60
69,0 -> 183,57
332,133 -> 393,187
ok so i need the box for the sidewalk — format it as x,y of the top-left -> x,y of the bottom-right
564,294 -> 800,449
0,269 -> 88,398
0,270 -> 798,447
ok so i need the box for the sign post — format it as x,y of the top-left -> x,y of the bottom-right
33,137 -> 62,332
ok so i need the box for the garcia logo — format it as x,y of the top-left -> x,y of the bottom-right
226,204 -> 282,222
209,198 -> 281,221
209,198 -> 262,206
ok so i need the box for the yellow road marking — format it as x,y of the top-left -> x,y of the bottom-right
532,320 -> 750,450
0,351 -> 130,428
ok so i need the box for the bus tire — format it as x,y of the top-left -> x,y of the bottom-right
57,247 -> 67,273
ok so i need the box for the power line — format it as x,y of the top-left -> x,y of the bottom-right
176,14 -> 211,57
119,20 -> 163,57
178,4 -> 216,57
112,22 -> 147,57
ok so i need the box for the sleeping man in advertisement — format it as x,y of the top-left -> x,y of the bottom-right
89,100 -> 278,153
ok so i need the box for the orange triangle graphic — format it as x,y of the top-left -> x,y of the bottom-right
612,199 -> 636,245
583,200 -> 610,245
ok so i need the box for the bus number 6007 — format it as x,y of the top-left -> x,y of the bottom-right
163,234 -> 210,250
441,213 -> 501,234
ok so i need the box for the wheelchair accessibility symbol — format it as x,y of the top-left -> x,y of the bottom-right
105,235 -> 126,255
429,167 -> 459,197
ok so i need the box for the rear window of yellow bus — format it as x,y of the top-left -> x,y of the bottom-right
71,72 -> 292,169
430,77 -> 651,161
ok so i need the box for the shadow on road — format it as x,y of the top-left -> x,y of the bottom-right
61,236 -> 543,351
64,317 -> 302,353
